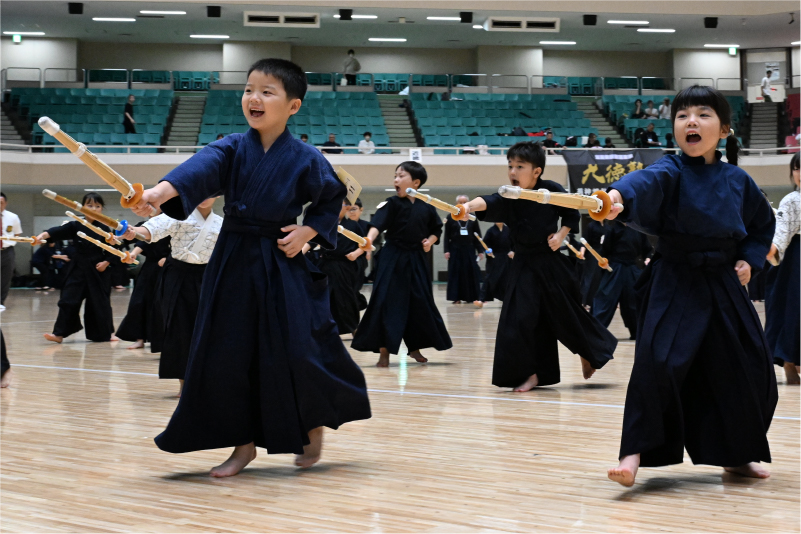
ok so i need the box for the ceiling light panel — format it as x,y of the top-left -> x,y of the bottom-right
369,38 -> 407,42
334,14 -> 378,19
540,41 -> 575,45
3,31 -> 45,35
139,11 -> 186,15
190,34 -> 229,39
427,16 -> 461,21
637,29 -> 675,33
92,18 -> 136,22
607,20 -> 649,25
704,44 -> 739,48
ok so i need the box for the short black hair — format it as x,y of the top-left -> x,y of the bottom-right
363,131 -> 371,137
671,85 -> 732,129
342,197 -> 352,206
247,58 -> 307,101
347,49 -> 355,55
767,70 -> 772,74
507,141 -> 546,171
791,153 -> 800,187
81,192 -> 105,207
354,198 -> 363,208
0,192 -> 6,200
396,161 -> 428,186
300,133 -> 308,139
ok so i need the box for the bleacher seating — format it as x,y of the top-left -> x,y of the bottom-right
171,71 -> 219,90
9,88 -> 173,152
410,92 -> 593,153
200,90 -> 390,153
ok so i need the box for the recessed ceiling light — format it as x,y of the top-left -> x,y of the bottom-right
637,28 -> 675,33
333,14 -> 378,19
607,20 -> 649,25
139,10 -> 186,15
473,24 -> 483,29
3,31 -> 45,35
190,34 -> 229,39
793,41 -> 801,45
540,41 -> 576,45
704,44 -> 739,48
92,18 -> 136,22
427,16 -> 461,21
369,37 -> 406,42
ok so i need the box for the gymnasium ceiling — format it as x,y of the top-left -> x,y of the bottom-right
1,1 -> 799,50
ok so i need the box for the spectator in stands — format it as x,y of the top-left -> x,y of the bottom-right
633,127 -> 646,148
358,132 -> 375,154
123,94 -> 136,134
604,137 -> 616,149
322,133 -> 343,154
343,49 -> 361,85
761,70 -> 773,103
511,125 -> 527,136
658,97 -> 671,120
664,133 -> 674,149
216,134 -> 224,141
644,100 -> 659,120
564,136 -> 578,147
644,123 -> 661,147
441,91 -> 451,101
584,133 -> 601,148
300,134 -> 309,143
630,99 -> 646,119
542,131 -> 562,153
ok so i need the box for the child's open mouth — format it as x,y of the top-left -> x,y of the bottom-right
249,108 -> 264,118
685,133 -> 702,145
395,186 -> 400,193
510,179 -> 520,187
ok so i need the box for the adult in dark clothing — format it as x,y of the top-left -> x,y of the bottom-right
644,123 -> 661,147
591,220 -> 653,339
444,195 -> 484,303
321,133 -> 342,154
123,94 -> 136,134
476,222 -> 513,306
630,99 -> 646,119
542,132 -> 562,152
580,220 -> 605,307
35,193 -> 117,343
584,133 -> 601,148
116,220 -> 171,350
352,161 -> 453,367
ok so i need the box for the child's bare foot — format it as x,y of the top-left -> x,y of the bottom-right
783,362 -> 800,385
126,339 -> 145,350
295,427 -> 323,468
452,300 -> 461,305
513,373 -> 539,392
608,454 -> 640,487
581,357 -> 596,379
109,335 -> 120,342
376,348 -> 390,367
43,333 -> 63,344
1,369 -> 13,388
210,443 -> 257,477
473,300 -> 484,308
409,350 -> 428,363
724,463 -> 770,479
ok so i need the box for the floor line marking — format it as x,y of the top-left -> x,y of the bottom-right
12,364 -> 801,420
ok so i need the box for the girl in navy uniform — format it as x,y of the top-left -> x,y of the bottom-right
604,86 -> 777,486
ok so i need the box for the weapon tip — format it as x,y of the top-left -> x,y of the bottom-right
405,188 -> 416,195
498,185 -> 521,199
42,189 -> 56,199
38,116 -> 60,136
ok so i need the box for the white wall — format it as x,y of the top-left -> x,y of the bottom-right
77,42 -> 223,71
291,46 -> 476,74
0,38 -> 78,81
221,41 -> 292,84
672,49 -> 740,88
476,46 -> 542,75
542,50 -> 672,78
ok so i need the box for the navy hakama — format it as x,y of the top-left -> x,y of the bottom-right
443,216 -> 483,302
158,258 -> 206,379
153,129 -> 370,455
316,217 -> 363,335
479,224 -> 513,303
477,183 -> 617,388
352,196 -> 452,355
591,220 -> 652,339
613,152 -> 778,467
46,220 -> 116,341
116,235 -> 170,346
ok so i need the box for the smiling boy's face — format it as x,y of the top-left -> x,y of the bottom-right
507,157 -> 541,190
242,71 -> 301,133
674,105 -> 728,160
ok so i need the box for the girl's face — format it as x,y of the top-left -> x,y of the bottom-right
347,206 -> 362,221
674,105 -> 728,162
507,157 -> 541,189
394,168 -> 420,197
792,165 -> 800,188
83,199 -> 103,221
242,71 -> 300,133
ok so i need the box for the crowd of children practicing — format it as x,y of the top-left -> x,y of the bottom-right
11,58 -> 797,488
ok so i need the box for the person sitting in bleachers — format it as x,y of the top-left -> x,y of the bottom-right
584,133 -> 601,148
604,137 -> 616,149
322,133 -> 343,154
658,97 -> 671,120
664,133 -> 675,149
542,131 -> 562,153
644,100 -> 659,120
300,134 -> 309,143
643,123 -> 661,147
358,132 -> 375,154
630,99 -> 646,119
